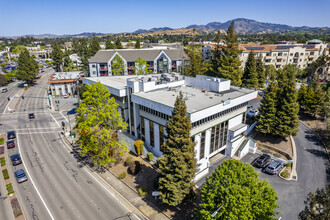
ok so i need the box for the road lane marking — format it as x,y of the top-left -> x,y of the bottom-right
3,94 -> 16,114
50,113 -> 60,128
17,131 -> 61,135
17,135 -> 55,220
60,112 -> 69,123
14,127 -> 60,131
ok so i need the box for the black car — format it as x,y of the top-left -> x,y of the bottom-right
7,140 -> 15,149
254,154 -> 271,168
11,154 -> 22,166
7,131 -> 16,140
28,113 -> 35,119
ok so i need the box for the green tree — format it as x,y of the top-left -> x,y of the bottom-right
105,37 -> 115,49
265,65 -> 277,80
76,82 -> 128,166
0,63 -> 6,67
4,71 -> 16,81
63,49 -> 75,72
304,75 -> 327,117
89,35 -> 101,57
0,74 -> 7,86
15,49 -> 39,81
51,42 -> 64,72
115,38 -> 123,49
135,39 -> 141,49
157,92 -> 196,206
197,160 -> 278,220
299,185 -> 329,220
256,55 -> 265,88
12,45 -> 27,54
257,79 -> 278,134
298,82 -> 308,109
275,65 -> 300,137
208,30 -> 222,77
133,57 -> 150,75
218,21 -> 243,86
242,51 -> 258,89
78,38 -> 90,71
184,44 -> 206,77
111,54 -> 125,76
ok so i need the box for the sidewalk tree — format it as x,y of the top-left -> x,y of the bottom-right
89,35 -> 101,57
299,185 -> 329,220
218,21 -> 243,86
196,159 -> 278,220
111,54 -> 125,76
135,39 -> 141,49
256,55 -> 265,88
157,92 -> 197,206
51,42 -> 64,72
242,51 -> 258,89
105,37 -> 115,49
257,79 -> 278,135
133,57 -> 150,75
16,49 -> 39,81
76,82 -> 128,166
275,65 -> 300,137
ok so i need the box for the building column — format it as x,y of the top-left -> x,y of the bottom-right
145,119 -> 150,144
154,123 -> 160,153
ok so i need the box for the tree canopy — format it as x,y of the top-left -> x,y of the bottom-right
15,49 -> 39,81
157,91 -> 196,206
242,51 -> 258,89
184,44 -> 206,77
89,36 -> 101,57
133,57 -> 150,75
197,159 -> 278,220
105,38 -> 115,49
51,42 -> 64,72
111,54 -> 125,76
76,82 -> 128,166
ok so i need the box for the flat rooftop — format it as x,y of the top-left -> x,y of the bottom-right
84,75 -> 136,90
133,85 -> 255,114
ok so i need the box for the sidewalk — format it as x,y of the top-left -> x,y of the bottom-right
61,134 -> 169,220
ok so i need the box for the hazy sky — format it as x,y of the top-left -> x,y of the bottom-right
1,0 -> 329,36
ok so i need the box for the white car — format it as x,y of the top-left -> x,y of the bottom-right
63,94 -> 70,98
247,109 -> 259,117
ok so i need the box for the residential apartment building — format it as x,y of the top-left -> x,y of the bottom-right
48,71 -> 83,96
82,74 -> 257,180
202,39 -> 330,75
88,48 -> 189,77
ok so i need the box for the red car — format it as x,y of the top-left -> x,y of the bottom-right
7,140 -> 15,149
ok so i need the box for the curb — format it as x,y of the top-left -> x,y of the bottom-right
289,135 -> 298,181
59,134 -> 155,220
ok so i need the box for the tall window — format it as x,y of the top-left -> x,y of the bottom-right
140,117 -> 145,141
223,121 -> 228,147
159,125 -> 164,148
129,88 -> 135,136
209,126 -> 216,154
200,131 -> 205,160
150,121 -> 154,147
215,124 -> 220,151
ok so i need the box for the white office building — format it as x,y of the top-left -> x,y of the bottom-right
83,74 -> 258,180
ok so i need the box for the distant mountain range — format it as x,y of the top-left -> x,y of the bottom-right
1,18 -> 329,39
134,18 -> 330,34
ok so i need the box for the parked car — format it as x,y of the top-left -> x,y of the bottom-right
67,108 -> 77,115
11,154 -> 22,166
254,154 -> 271,168
247,109 -> 259,117
2,88 -> 8,93
15,169 -> 28,183
28,113 -> 35,119
247,105 -> 253,110
7,131 -> 16,139
7,140 -> 15,149
64,94 -> 70,98
265,160 -> 284,175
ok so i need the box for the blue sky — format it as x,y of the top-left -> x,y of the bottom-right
1,0 -> 329,36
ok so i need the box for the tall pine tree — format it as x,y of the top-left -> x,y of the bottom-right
16,49 -> 39,81
208,30 -> 222,77
242,51 -> 258,89
157,92 -> 196,206
51,42 -> 64,72
89,35 -> 101,57
63,49 -> 75,71
115,38 -> 123,49
256,77 -> 278,134
135,39 -> 141,49
105,37 -> 115,49
256,55 -> 265,88
184,45 -> 206,77
275,65 -> 299,137
78,38 -> 90,71
218,21 -> 243,86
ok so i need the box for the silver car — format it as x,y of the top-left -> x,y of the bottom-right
265,159 -> 284,175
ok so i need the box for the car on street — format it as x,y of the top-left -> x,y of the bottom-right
254,154 -> 271,168
2,88 -> 8,93
67,108 -> 77,115
15,169 -> 28,183
7,140 -> 15,149
7,131 -> 16,139
28,113 -> 35,119
11,154 -> 22,166
264,159 -> 284,175
64,94 -> 70,98
247,105 -> 253,110
247,109 -> 259,117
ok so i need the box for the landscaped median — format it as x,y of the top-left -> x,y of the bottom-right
0,134 -> 24,219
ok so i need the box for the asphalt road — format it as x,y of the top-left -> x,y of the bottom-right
241,123 -> 329,219
2,69 -> 135,220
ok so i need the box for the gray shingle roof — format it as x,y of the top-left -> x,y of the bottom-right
88,48 -> 189,63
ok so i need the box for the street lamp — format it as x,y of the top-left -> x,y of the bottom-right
211,204 -> 223,218
67,112 -> 73,145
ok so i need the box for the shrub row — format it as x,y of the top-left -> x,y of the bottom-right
0,157 -> 5,166
6,183 -> 14,195
11,198 -> 22,217
2,169 -> 9,179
